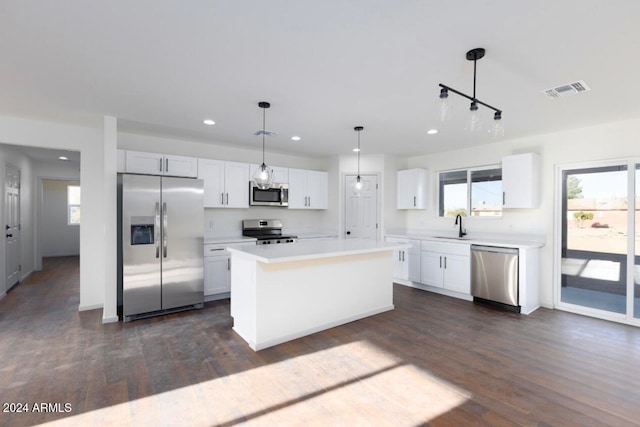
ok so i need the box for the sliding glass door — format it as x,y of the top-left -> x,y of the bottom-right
559,160 -> 638,323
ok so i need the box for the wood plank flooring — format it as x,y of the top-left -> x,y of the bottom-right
2,256 -> 640,426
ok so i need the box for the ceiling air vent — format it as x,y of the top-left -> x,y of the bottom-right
543,80 -> 591,99
254,130 -> 277,136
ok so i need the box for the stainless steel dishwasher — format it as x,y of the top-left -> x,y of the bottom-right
471,245 -> 519,309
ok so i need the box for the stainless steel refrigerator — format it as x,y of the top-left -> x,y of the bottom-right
118,174 -> 204,322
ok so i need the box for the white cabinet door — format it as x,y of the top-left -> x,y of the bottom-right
204,255 -> 230,295
443,254 -> 470,294
125,150 -> 164,175
198,159 -> 225,208
306,170 -> 328,209
421,251 -> 444,288
408,251 -> 421,282
164,154 -> 198,178
224,161 -> 250,208
502,153 -> 540,208
397,169 -> 428,209
288,168 -> 328,209
125,150 -> 197,177
288,168 -> 309,209
387,238 -> 409,281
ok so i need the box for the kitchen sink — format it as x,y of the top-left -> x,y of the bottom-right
433,236 -> 469,240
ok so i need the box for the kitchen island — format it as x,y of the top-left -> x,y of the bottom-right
227,238 -> 409,351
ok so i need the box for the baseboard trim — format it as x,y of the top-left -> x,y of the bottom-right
79,303 -> 103,312
102,315 -> 119,324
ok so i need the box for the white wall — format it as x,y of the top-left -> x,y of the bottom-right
0,145 -> 35,295
404,117 -> 640,308
0,115 -> 111,314
41,180 -> 80,257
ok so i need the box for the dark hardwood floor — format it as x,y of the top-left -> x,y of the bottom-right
2,256 -> 640,426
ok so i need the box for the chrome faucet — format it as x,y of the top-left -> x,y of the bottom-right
454,214 -> 466,238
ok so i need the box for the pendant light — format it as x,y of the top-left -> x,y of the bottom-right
352,126 -> 364,195
438,48 -> 503,136
253,101 -> 274,189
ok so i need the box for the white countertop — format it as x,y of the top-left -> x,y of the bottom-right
385,231 -> 545,249
204,235 -> 257,245
227,238 -> 409,264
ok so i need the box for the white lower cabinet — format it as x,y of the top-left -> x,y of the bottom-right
204,240 -> 256,300
420,241 -> 471,295
386,237 -> 421,283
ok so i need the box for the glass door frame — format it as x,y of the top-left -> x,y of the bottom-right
554,158 -> 639,326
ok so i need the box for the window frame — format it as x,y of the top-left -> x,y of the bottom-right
67,184 -> 81,225
438,164 -> 503,218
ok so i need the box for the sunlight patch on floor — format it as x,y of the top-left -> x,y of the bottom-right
39,340 -> 470,426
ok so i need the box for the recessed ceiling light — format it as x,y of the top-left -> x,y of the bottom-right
203,119 -> 215,126
352,148 -> 361,152
291,136 -> 301,141
58,156 -> 69,161
427,129 -> 438,135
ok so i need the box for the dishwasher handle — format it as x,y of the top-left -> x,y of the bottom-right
471,245 -> 518,255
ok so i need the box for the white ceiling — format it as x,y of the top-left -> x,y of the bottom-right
2,1 -> 640,159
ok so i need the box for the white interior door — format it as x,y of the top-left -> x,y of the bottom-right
5,164 -> 21,291
344,174 -> 378,239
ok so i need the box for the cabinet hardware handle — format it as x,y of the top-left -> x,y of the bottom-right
221,193 -> 224,205
165,158 -> 169,173
444,256 -> 447,269
502,191 -> 505,205
439,256 -> 442,268
398,251 -> 401,261
154,202 -> 160,258
226,193 -> 229,205
159,159 -> 163,172
227,258 -> 230,270
402,251 -> 405,262
413,196 -> 416,207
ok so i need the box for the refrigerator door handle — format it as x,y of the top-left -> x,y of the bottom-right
154,202 -> 160,258
162,202 -> 168,258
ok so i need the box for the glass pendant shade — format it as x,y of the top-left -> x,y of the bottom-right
466,101 -> 483,133
253,163 -> 274,189
351,175 -> 363,196
439,88 -> 452,121
489,118 -> 505,138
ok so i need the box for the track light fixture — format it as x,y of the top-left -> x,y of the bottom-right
438,48 -> 504,137
253,101 -> 274,189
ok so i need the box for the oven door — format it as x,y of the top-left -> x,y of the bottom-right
249,182 -> 288,206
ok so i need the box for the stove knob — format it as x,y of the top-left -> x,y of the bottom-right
276,240 -> 281,243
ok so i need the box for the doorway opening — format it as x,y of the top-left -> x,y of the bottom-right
557,160 -> 640,324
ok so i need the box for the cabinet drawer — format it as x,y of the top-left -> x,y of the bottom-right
421,240 -> 470,256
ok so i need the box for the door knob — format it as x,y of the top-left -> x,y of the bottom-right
6,234 -> 12,238
346,231 -> 351,235
5,225 -> 9,230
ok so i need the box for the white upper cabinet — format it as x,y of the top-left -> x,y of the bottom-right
249,164 -> 289,184
198,159 -> 249,208
502,153 -> 540,209
124,150 -> 198,178
288,168 -> 328,209
397,168 -> 428,209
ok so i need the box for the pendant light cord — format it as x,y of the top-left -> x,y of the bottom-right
357,130 -> 361,177
261,106 -> 266,166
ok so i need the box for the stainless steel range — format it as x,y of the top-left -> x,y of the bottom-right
242,219 -> 297,245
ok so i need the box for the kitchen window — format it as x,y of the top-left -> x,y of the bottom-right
438,166 -> 502,217
67,185 -> 81,225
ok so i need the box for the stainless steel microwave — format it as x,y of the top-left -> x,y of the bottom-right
249,181 -> 289,207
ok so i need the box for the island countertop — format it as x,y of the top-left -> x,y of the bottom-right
227,238 -> 409,264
